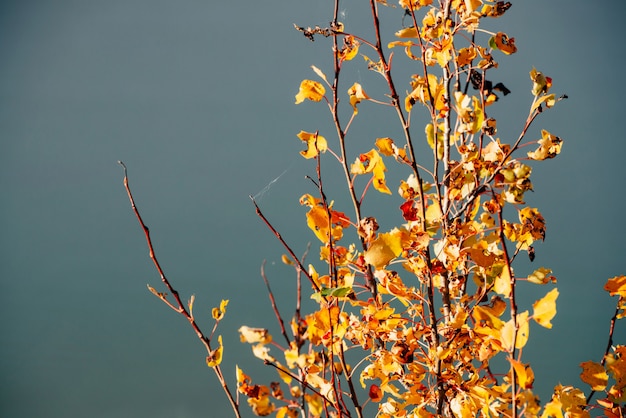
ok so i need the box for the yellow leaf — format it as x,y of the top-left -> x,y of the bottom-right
533,288 -> 559,328
339,35 -> 359,61
351,149 -> 391,194
375,137 -> 395,156
310,65 -> 329,86
364,230 -> 403,269
604,275 -> 626,297
206,335 -> 223,367
530,67 -> 552,96
281,254 -> 293,265
295,79 -> 326,104
395,26 -> 419,38
527,130 -> 563,160
510,359 -> 535,389
399,0 -> 432,9
527,267 -> 557,284
252,343 -> 275,362
500,311 -> 530,351
580,361 -> 608,391
494,265 -> 512,297
239,326 -> 272,344
297,130 -> 327,159
347,82 -> 370,113
211,299 -> 229,320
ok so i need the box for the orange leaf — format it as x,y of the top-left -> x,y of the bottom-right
604,275 -> 626,297
511,358 -> 535,389
580,361 -> 608,391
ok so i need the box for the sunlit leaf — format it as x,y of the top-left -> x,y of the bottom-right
295,79 -> 326,104
511,359 -> 535,389
212,299 -> 229,320
533,288 -> 559,328
239,326 -> 273,344
310,65 -> 329,86
375,137 -> 395,156
364,230 -> 403,269
580,361 -> 608,391
530,67 -> 552,96
206,335 -> 223,367
395,27 -> 419,38
494,265 -> 512,297
339,35 -> 360,61
501,311 -> 529,351
604,275 -> 626,297
348,82 -> 370,113
527,130 -> 563,160
490,32 -> 517,55
297,130 -> 327,159
527,267 -> 557,284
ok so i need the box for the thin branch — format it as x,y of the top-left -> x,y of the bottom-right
118,161 -> 241,418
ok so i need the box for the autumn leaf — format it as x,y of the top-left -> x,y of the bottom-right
351,149 -> 391,194
364,230 -> 404,269
604,275 -> 626,297
501,311 -> 529,351
533,288 -> 559,328
239,326 -> 273,344
211,299 -> 229,320
530,67 -> 552,96
456,46 -> 477,67
347,83 -> 370,113
490,32 -> 517,55
511,358 -> 535,389
527,267 -> 557,284
206,335 -> 223,367
369,384 -> 383,402
339,35 -> 360,61
297,130 -> 327,159
295,79 -> 326,104
580,361 -> 608,391
375,137 -> 395,156
527,130 -> 563,160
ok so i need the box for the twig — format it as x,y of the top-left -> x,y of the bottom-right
118,161 -> 241,418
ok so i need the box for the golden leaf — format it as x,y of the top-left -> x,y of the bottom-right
211,299 -> 229,320
295,79 -> 326,104
580,361 -> 608,391
347,82 -> 370,113
239,326 -> 273,344
364,230 -> 403,269
206,335 -> 223,367
532,288 -> 559,328
297,130 -> 327,159
510,359 -> 535,389
604,275 -> 626,297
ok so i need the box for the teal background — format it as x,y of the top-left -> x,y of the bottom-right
1,1 -> 624,417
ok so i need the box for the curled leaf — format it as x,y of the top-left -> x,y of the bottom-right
297,130 -> 327,159
490,32 -> 517,55
206,335 -> 223,367
295,79 -> 326,104
347,83 -> 370,113
212,299 -> 229,320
